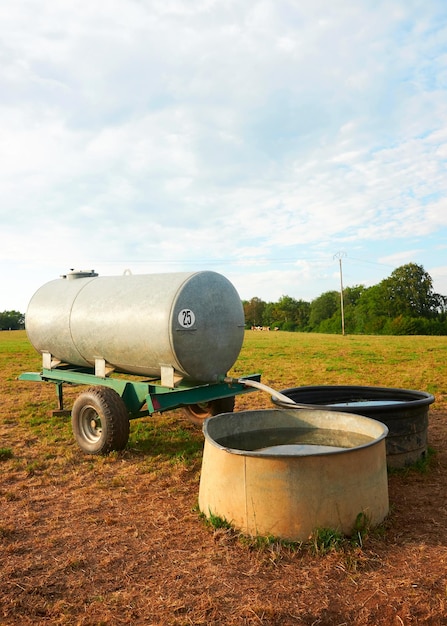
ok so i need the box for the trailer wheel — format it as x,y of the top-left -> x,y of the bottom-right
183,396 -> 235,427
71,387 -> 130,455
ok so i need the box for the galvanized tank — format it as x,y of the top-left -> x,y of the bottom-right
199,408 -> 389,541
25,270 -> 245,382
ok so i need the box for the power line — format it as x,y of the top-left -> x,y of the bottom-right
346,256 -> 396,269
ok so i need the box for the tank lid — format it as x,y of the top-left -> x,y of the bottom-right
61,269 -> 99,280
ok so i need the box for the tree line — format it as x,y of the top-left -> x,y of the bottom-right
243,263 -> 447,335
0,310 -> 24,331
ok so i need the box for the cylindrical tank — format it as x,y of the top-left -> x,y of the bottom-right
25,270 -> 245,382
199,408 -> 389,541
271,386 -> 435,468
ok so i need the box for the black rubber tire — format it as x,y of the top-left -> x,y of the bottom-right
183,396 -> 235,427
71,386 -> 130,455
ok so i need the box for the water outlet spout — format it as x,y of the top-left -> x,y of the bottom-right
225,376 -> 304,407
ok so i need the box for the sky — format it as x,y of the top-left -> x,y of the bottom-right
1,0 -> 447,313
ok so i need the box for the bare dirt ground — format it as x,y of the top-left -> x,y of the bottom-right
1,397 -> 446,626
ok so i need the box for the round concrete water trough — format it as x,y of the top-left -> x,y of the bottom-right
198,408 -> 389,541
271,386 -> 435,469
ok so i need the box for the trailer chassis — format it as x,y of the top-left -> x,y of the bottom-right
19,366 -> 261,455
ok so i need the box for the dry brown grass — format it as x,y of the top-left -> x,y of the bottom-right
1,330 -> 447,625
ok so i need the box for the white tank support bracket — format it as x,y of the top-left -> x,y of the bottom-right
42,351 -> 62,370
94,358 -> 115,378
160,365 -> 183,388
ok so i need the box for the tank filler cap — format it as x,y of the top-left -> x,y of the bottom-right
61,269 -> 99,280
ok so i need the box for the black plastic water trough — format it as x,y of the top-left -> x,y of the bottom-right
271,385 -> 435,468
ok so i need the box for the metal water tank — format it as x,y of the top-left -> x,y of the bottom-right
25,270 -> 245,382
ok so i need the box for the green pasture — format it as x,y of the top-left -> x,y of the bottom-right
1,330 -> 445,468
232,330 -> 446,405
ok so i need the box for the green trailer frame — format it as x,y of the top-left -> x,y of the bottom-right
19,366 -> 261,455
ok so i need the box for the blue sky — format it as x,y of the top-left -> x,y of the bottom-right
1,0 -> 447,313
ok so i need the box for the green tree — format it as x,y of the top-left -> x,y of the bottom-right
294,299 -> 311,330
342,285 -> 366,333
343,285 -> 365,307
264,296 -> 311,330
243,297 -> 266,327
354,284 -> 389,333
261,302 -> 277,327
381,263 -> 440,318
0,311 -> 25,330
309,291 -> 339,330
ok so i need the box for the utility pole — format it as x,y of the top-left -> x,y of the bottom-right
334,252 -> 346,336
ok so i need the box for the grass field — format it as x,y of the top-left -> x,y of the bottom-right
1,329 -> 446,462
1,330 -> 447,625
233,330 -> 446,410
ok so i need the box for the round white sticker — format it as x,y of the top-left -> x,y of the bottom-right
178,309 -> 196,328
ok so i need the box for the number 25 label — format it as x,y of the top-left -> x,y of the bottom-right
178,309 -> 196,328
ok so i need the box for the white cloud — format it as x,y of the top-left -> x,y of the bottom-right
429,265 -> 447,297
1,0 -> 447,312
